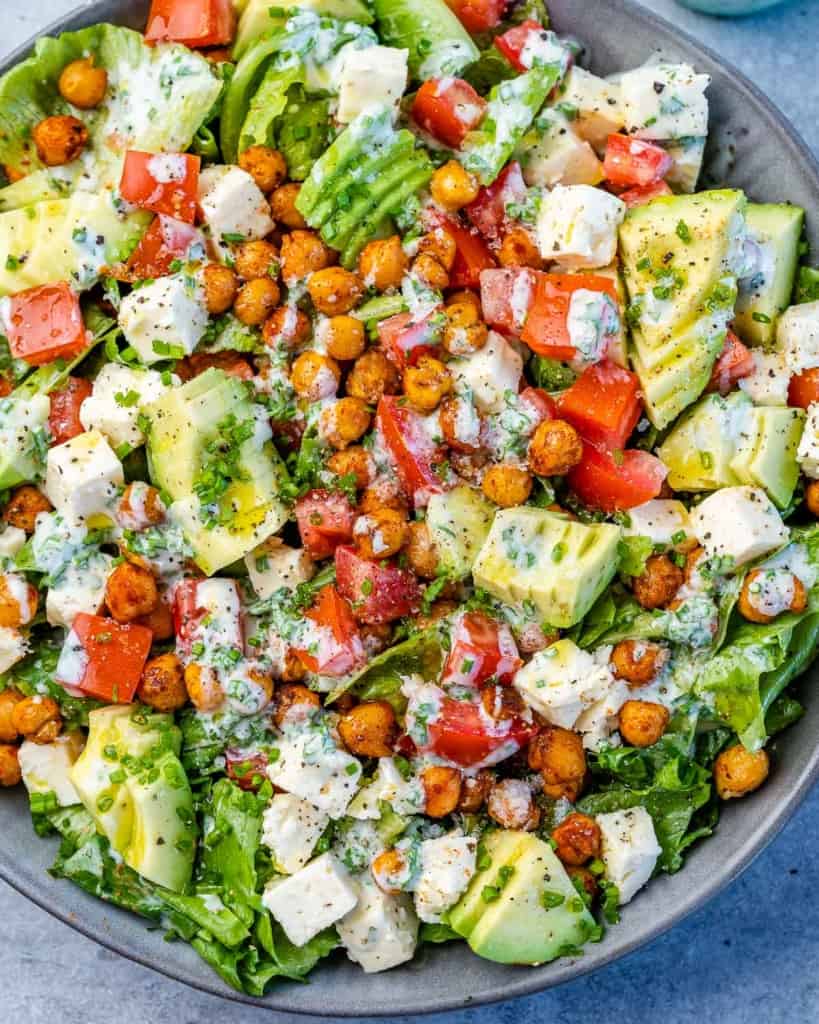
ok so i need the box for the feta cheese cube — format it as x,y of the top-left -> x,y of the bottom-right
557,67 -> 624,151
244,538 -> 314,600
597,806 -> 661,904
267,729 -> 362,817
797,403 -> 819,479
0,525 -> 26,561
79,364 -> 176,449
0,626 -> 26,673
413,833 -> 477,924
520,111 -> 603,189
513,638 -> 615,729
536,185 -> 625,269
738,350 -> 790,407
118,275 -> 208,366
45,430 -> 124,522
690,486 -> 789,568
620,63 -> 710,139
575,678 -> 630,751
450,331 -> 523,414
338,875 -> 418,973
262,852 -> 358,946
779,301 -> 819,375
261,793 -> 329,874
198,165 -> 274,258
337,46 -> 408,124
624,499 -> 692,549
45,553 -> 114,628
18,737 -> 81,807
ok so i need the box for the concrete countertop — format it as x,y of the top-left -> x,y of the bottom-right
2,2 -> 818,1022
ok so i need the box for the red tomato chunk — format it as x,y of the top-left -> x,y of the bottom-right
120,151 -> 200,223
57,613 -> 153,703
5,282 -> 88,367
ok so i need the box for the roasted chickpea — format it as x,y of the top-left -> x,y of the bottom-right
270,183 -> 307,229
568,866 -> 598,900
450,449 -> 489,483
487,778 -> 541,831
0,576 -> 35,629
346,349 -> 400,404
234,240 -> 280,281
4,485 -> 52,534
0,745 -> 20,787
551,812 -> 602,866
201,262 -> 238,315
371,848 -> 407,894
439,396 -> 482,453
12,696 -> 62,744
58,58 -> 108,109
291,351 -> 341,401
417,229 -> 457,272
358,236 -> 408,292
528,419 -> 583,476
404,520 -> 439,579
482,464 -> 533,508
714,744 -> 770,800
360,622 -> 394,656
33,115 -> 88,166
498,225 -> 544,269
738,569 -> 806,625
338,700 -> 397,758
105,562 -> 159,623
234,277 -> 281,326
238,145 -> 287,192
805,480 -> 819,517
446,289 -> 481,317
430,160 -> 480,210
134,600 -> 175,641
403,355 -> 452,413
480,683 -> 526,721
683,545 -> 706,583
632,554 -> 683,610
320,396 -> 371,449
322,315 -> 366,361
137,653 -> 187,712
414,599 -> 459,631
281,230 -> 335,283
272,682 -> 320,726
281,650 -> 309,683
0,689 -> 23,742
441,297 -> 487,356
610,640 -> 667,688
359,481 -> 408,517
457,769 -> 494,813
412,252 -> 450,291
262,305 -> 311,349
619,700 -> 670,747
354,507 -> 408,560
177,350 -> 253,384
307,267 -> 364,316
117,484 -> 164,533
528,725 -> 587,802
184,664 -> 225,713
422,765 -> 463,817
327,446 -> 374,490
247,668 -> 275,709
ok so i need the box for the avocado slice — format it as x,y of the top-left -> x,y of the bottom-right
734,203 -> 805,348
796,266 -> 819,304
664,137 -> 706,194
730,406 -> 805,509
426,485 -> 495,580
472,507 -> 621,629
449,830 -> 527,937
657,391 -> 751,492
0,394 -> 51,490
233,0 -> 373,60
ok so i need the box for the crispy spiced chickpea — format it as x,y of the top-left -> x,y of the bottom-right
12,696 -> 62,744
457,768 -> 494,813
360,481 -> 407,517
134,600 -> 174,641
551,812 -> 602,866
358,236 -> 408,292
307,267 -> 364,316
184,664 -> 224,713
714,744 -> 770,800
498,225 -> 544,270
323,315 -> 366,361
234,277 -> 281,326
281,650 -> 308,683
239,145 -> 287,193
270,183 -> 307,229
33,115 -> 88,166
412,252 -> 450,291
422,765 -> 463,817
371,848 -> 407,894
418,229 -> 456,272
610,640 -> 667,688
447,289 -> 481,317
3,485 -> 52,534
281,229 -> 335,283
738,569 -> 806,625
234,240 -> 280,281
263,305 -> 311,349
291,351 -> 341,401
273,682 -> 320,726
430,160 -> 480,210
805,480 -> 819,517
248,668 -> 274,709
439,396 -> 482,453
528,725 -> 587,802
528,419 -> 583,477
632,554 -> 683,610
0,745 -> 20,787
202,262 -> 238,315
482,464 -> 533,508
0,577 -> 35,629
320,397 -> 371,450
137,653 -> 187,713
404,520 -> 439,579
450,449 -> 488,483
58,58 -> 108,109
487,778 -> 541,831
0,689 -> 23,742
118,482 -> 165,529
346,349 -> 399,404
355,507 -> 408,560
105,562 -> 159,623
568,866 -> 598,900
442,301 -> 488,356
414,599 -> 459,631
338,700 -> 397,758
327,446 -> 373,490
619,699 -> 670,748
403,355 -> 452,413
480,683 -> 526,722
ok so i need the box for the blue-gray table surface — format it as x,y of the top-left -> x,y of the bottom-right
3,1 -> 819,1021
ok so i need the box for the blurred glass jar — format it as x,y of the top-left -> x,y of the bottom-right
676,0 -> 787,13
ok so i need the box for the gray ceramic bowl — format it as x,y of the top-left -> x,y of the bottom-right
1,0 -> 818,1015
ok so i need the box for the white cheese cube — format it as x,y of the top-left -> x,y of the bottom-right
450,331 -> 523,415
79,364 -> 176,449
513,638 -> 615,729
118,275 -> 208,366
337,46 -> 408,124
797,403 -> 819,480
575,678 -> 630,751
261,793 -> 329,874
338,875 -> 418,973
597,806 -> 661,904
244,538 -> 314,600
620,63 -> 710,139
519,111 -> 603,189
664,136 -> 706,193
557,67 -> 624,151
267,729 -> 362,817
45,553 -> 113,629
262,852 -> 358,947
18,737 -> 81,807
738,350 -> 791,407
0,526 -> 26,561
536,185 -> 625,269
413,834 -> 477,924
690,486 -> 789,568
779,301 -> 819,375
0,626 -> 26,673
624,499 -> 692,549
45,430 -> 124,523
198,165 -> 274,258
347,757 -> 425,820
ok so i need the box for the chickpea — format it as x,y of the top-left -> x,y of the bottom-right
360,622 -> 394,656
33,115 -> 88,166
346,349 -> 400,404
281,230 -> 336,283
487,778 -> 541,831
438,396 -> 481,454
354,507 -> 408,560
247,668 -> 275,709
414,599 -> 459,631
327,446 -> 374,490
308,267 -> 364,317
338,700 -> 397,757
3,485 -> 52,533
446,289 -> 481,317
234,240 -> 280,281
0,744 -> 20,787
0,576 -> 36,629
371,847 -> 408,894
177,350 -> 253,384
568,866 -> 598,900
58,58 -> 108,109
403,355 -> 452,413
430,160 -> 480,210
498,225 -> 544,270
270,183 -> 307,230
0,689 -> 23,742
480,683 -> 526,721
441,300 -> 488,356
105,562 -> 159,624
551,812 -> 602,866
528,725 -> 587,802
234,277 -> 281,326
683,545 -> 706,584
632,554 -> 683,610
610,640 -> 667,688
322,315 -> 366,361
184,664 -> 225,713
805,480 -> 819,517
239,145 -> 287,193
262,305 -> 311,349
134,600 -> 175,641
320,396 -> 371,450
137,653 -> 187,712
738,569 -> 806,625
516,622 -> 559,655
412,252 -> 450,291
619,700 -> 670,747
450,449 -> 489,483
482,464 -> 533,508
199,262 -> 237,315
714,744 -> 770,800
291,351 -> 341,401
456,768 -> 494,813
404,521 -> 439,579
273,682 -> 320,726
118,483 -> 165,531
528,419 -> 583,476
358,236 -> 408,292
422,765 -> 463,817
418,229 -> 457,272
281,650 -> 309,683
12,696 -> 62,744
360,481 -> 408,517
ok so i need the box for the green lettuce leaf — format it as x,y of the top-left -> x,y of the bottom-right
200,779 -> 265,916
327,630 -> 444,709
238,62 -> 301,155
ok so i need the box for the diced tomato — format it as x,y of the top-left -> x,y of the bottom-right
376,396 -> 447,504
292,584 -> 365,677
619,181 -> 674,208
335,545 -> 421,625
49,376 -> 93,445
426,696 -> 536,768
444,0 -> 507,33
127,215 -> 204,279
518,385 -> 556,422
495,20 -> 551,73
557,360 -> 642,451
707,330 -> 755,396
424,212 -> 496,290
120,152 -> 200,223
480,267 -> 537,335
5,283 -> 89,367
173,579 -> 243,656
568,444 -> 667,512
788,367 -> 819,409
465,162 -> 527,241
412,78 -> 487,150
145,0 -> 235,46
379,309 -> 443,371
295,489 -> 356,560
442,611 -> 522,689
521,273 -> 621,362
603,134 -> 674,189
58,613 -> 153,703
225,749 -> 269,792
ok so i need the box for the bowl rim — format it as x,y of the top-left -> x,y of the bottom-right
0,0 -> 818,1015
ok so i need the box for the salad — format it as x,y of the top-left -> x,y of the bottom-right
0,0 -> 818,994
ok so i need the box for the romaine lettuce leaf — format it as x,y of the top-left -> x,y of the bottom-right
327,630 -> 444,709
